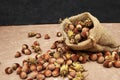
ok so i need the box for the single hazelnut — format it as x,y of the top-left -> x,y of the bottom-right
23,60 -> 29,66
37,64 -> 43,72
32,41 -> 40,47
22,44 -> 28,49
5,67 -> 13,74
49,58 -> 56,64
113,61 -> 120,68
51,43 -> 57,49
74,34 -> 81,41
43,62 -> 49,69
56,58 -> 64,64
36,33 -> 41,38
19,71 -> 27,79
67,74 -> 73,79
22,65 -> 30,73
79,56 -> 87,63
52,68 -> 60,77
47,63 -> 56,70
30,64 -> 37,71
56,32 -> 62,37
44,70 -> 52,77
16,66 -> 22,74
22,49 -> 31,55
97,52 -> 103,57
97,56 -> 105,64
81,27 -> 89,38
76,24 -> 82,31
12,63 -> 20,70
36,73 -> 45,80
104,51 -> 111,56
89,54 -> 98,61
69,71 -> 76,78
68,24 -> 75,30
66,59 -> 72,65
44,53 -> 51,61
28,32 -> 36,37
44,34 -> 50,39
53,52 -> 61,59
73,28 -> 79,34
84,18 -> 93,27
29,71 -> 38,79
103,60 -> 113,68
71,54 -> 79,62
15,51 -> 21,58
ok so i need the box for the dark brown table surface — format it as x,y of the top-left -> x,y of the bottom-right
0,23 -> 120,80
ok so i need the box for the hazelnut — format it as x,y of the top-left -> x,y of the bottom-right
12,63 -> 20,70
44,53 -> 51,61
79,56 -> 87,63
56,32 -> 62,37
103,60 -> 113,68
71,54 -> 79,62
56,58 -> 64,64
44,70 -> 52,77
113,61 -> 120,68
27,78 -> 33,80
69,71 -> 76,78
36,33 -> 41,38
43,62 -> 49,69
74,34 -> 81,41
44,34 -> 50,39
5,67 -> 13,74
53,52 -> 61,59
52,68 -> 60,77
48,63 -> 56,70
68,24 -> 75,30
22,65 -> 30,73
81,27 -> 89,38
28,32 -> 36,37
51,43 -> 57,49
36,73 -> 45,80
73,28 -> 79,34
97,56 -> 105,64
32,41 -> 40,47
23,60 -> 29,66
89,54 -> 98,61
97,52 -> 103,57
67,74 -> 73,79
49,58 -> 56,64
29,71 -> 38,79
30,64 -> 37,71
22,44 -> 28,49
22,49 -> 31,55
15,51 -> 21,58
20,71 -> 27,79
56,47 -> 64,54
37,64 -> 43,71
16,66 -> 22,74
84,18 -> 93,27
104,51 -> 111,56
66,60 -> 72,65
76,24 -> 82,31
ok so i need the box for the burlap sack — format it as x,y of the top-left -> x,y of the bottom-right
61,12 -> 118,52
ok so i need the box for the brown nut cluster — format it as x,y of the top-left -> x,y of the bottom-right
64,18 -> 93,44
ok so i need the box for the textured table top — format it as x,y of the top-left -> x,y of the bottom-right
0,23 -> 120,80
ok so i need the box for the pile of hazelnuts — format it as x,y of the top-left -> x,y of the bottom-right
5,40 -> 87,80
64,18 -> 93,44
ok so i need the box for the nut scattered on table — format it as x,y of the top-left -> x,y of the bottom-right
14,51 -> 21,58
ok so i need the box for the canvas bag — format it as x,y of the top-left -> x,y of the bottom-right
61,12 -> 118,52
